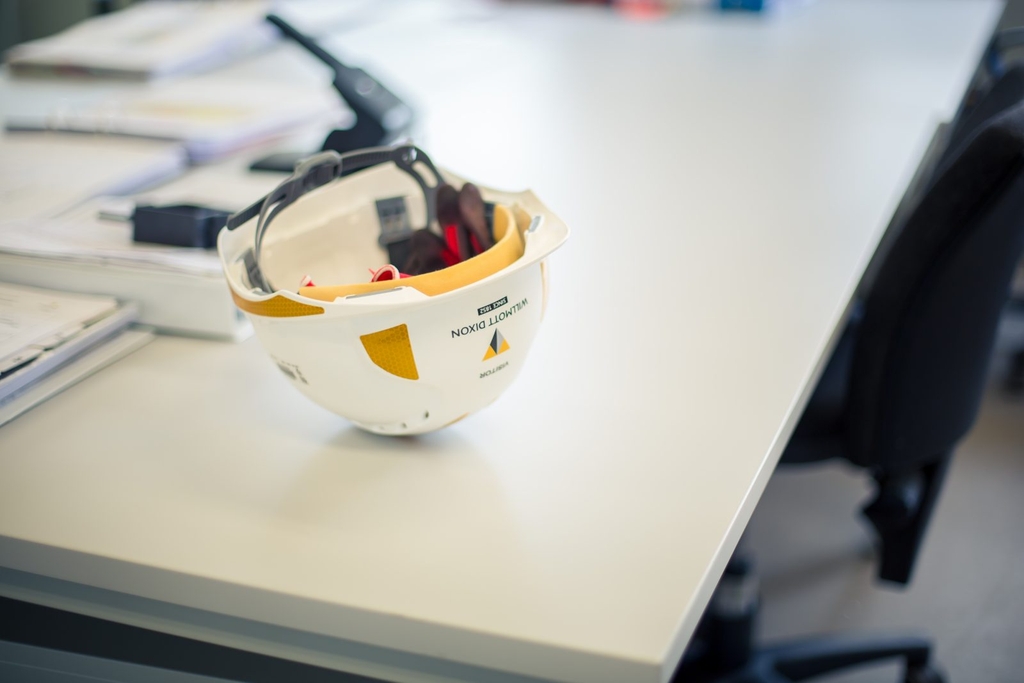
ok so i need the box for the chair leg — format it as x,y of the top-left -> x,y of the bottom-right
672,551 -> 947,683
716,635 -> 943,683
672,552 -> 761,682
861,453 -> 952,585
1007,348 -> 1024,394
766,636 -> 935,681
707,554 -> 759,669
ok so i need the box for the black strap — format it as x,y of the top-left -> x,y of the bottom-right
225,197 -> 263,232
226,147 -> 401,231
227,145 -> 443,292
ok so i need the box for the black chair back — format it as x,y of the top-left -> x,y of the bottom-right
847,102 -> 1024,471
944,64 -> 1024,165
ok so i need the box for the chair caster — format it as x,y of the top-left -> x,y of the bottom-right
905,664 -> 945,683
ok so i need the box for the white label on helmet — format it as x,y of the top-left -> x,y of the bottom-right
477,296 -> 508,316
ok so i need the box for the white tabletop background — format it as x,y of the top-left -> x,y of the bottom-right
0,2 -> 1004,682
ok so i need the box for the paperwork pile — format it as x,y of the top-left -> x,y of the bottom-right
0,164 -> 285,340
0,0 -> 345,339
0,283 -> 152,427
4,0 -> 276,80
6,78 -> 346,163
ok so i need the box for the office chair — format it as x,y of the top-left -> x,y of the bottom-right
673,68 -> 1024,683
975,34 -> 1024,395
783,70 -> 1024,587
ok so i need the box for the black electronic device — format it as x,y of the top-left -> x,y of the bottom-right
132,204 -> 232,249
250,15 -> 414,173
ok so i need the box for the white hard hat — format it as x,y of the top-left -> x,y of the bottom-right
218,145 -> 569,435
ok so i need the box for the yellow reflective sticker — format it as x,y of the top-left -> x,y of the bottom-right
230,290 -> 324,317
360,324 -> 419,380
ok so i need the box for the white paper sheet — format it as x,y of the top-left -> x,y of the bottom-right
0,133 -> 187,222
0,283 -> 119,369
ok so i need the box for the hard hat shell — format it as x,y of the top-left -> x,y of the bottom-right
218,147 -> 568,435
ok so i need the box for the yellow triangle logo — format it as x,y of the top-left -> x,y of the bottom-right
483,329 -> 509,361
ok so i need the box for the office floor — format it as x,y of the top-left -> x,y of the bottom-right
747,314 -> 1024,683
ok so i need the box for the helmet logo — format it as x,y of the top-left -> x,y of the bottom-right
483,329 -> 510,361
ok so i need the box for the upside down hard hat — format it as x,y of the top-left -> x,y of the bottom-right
218,145 -> 569,435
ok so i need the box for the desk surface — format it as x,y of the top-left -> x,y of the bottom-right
0,2 -> 1002,682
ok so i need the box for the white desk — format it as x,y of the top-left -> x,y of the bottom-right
0,2 -> 1003,682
